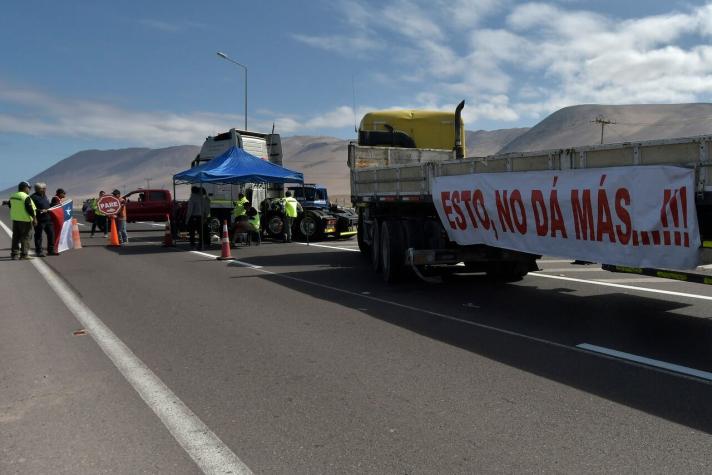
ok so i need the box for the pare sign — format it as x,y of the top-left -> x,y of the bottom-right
97,195 -> 121,216
431,165 -> 701,269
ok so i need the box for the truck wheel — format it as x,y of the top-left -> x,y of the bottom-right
381,220 -> 405,283
266,214 -> 285,239
371,219 -> 381,273
357,216 -> 370,256
297,214 -> 323,241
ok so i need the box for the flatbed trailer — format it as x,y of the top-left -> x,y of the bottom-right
350,135 -> 712,283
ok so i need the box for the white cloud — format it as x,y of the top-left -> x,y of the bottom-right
0,83 -> 371,146
293,1 -> 712,126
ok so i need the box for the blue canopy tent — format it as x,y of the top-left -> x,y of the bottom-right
172,146 -> 304,249
173,146 -> 303,185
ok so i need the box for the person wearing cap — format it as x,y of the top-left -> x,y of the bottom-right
112,189 -> 128,245
9,181 -> 37,260
30,182 -> 56,257
91,190 -> 107,238
51,188 -> 66,206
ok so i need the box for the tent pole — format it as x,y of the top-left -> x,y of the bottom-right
303,182 -> 309,247
200,181 -> 204,251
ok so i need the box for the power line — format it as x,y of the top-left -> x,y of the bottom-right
592,116 -> 616,144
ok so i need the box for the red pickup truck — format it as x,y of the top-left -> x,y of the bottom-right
84,189 -> 182,223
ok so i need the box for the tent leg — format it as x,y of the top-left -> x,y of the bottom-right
303,182 -> 309,247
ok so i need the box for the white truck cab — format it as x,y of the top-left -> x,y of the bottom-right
192,128 -> 283,222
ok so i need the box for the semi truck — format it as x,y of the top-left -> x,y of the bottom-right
261,184 -> 358,240
189,128 -> 284,233
350,101 -> 712,283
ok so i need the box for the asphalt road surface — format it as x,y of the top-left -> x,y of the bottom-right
2,209 -> 712,474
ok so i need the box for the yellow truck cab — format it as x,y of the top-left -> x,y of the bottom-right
358,101 -> 466,157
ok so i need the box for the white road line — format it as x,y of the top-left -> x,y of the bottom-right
593,277 -> 671,284
135,221 -> 166,227
537,259 -> 578,264
294,242 -> 360,252
534,267 -> 603,273
0,219 -> 253,475
217,259 -> 712,384
530,273 -> 712,302
577,343 -> 712,382
189,250 -> 263,269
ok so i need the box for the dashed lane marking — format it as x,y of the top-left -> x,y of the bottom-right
294,242 -> 360,252
189,250 -> 263,269
188,245 -> 711,385
577,343 -> 712,382
534,267 -> 603,273
531,272 -> 712,302
0,219 -> 253,475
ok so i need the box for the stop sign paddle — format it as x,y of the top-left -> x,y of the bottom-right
97,195 -> 121,216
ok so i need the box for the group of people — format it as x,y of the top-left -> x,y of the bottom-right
6,181 -> 66,260
88,190 -> 128,245
183,188 -> 302,248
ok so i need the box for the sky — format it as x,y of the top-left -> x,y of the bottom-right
2,0 -> 712,188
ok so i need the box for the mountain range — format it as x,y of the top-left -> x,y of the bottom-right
5,103 -> 712,200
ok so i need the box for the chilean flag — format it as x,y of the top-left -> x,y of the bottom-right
49,200 -> 74,253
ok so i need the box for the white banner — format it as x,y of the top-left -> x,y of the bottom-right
432,166 -> 701,269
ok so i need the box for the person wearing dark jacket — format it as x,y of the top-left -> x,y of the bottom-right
51,188 -> 66,206
30,182 -> 56,256
9,181 -> 37,260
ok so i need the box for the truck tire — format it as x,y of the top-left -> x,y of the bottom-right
266,214 -> 285,239
371,219 -> 381,273
357,215 -> 370,256
381,220 -> 405,283
297,214 -> 323,241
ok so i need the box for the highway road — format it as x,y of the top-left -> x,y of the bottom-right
2,209 -> 712,474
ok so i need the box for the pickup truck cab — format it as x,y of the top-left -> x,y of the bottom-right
123,189 -> 172,222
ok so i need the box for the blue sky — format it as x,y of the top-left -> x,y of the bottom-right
2,0 -> 712,188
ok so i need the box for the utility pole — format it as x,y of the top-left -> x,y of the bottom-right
592,116 -> 615,144
145,178 -> 151,190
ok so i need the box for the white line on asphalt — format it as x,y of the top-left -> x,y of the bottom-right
593,277 -> 671,284
205,255 -> 712,385
294,242 -> 360,252
536,259 -> 577,264
577,343 -> 712,381
534,267 -> 603,273
0,219 -> 253,475
531,273 -> 712,301
189,250 -> 263,268
136,221 -> 166,227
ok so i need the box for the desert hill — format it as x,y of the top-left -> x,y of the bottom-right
499,104 -> 712,153
7,103 -> 711,201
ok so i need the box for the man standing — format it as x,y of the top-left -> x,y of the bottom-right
91,190 -> 107,238
282,191 -> 301,243
112,189 -> 128,245
186,186 -> 209,248
9,181 -> 37,260
30,182 -> 56,256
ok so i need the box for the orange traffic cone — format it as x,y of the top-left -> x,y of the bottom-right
217,220 -> 234,260
108,217 -> 120,247
162,214 -> 174,247
71,218 -> 82,249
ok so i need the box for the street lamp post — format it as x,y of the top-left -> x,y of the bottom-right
216,51 -> 248,131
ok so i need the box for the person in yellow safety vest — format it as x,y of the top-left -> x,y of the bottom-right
232,192 -> 248,221
246,202 -> 261,246
9,181 -> 37,260
282,191 -> 302,243
90,190 -> 108,238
